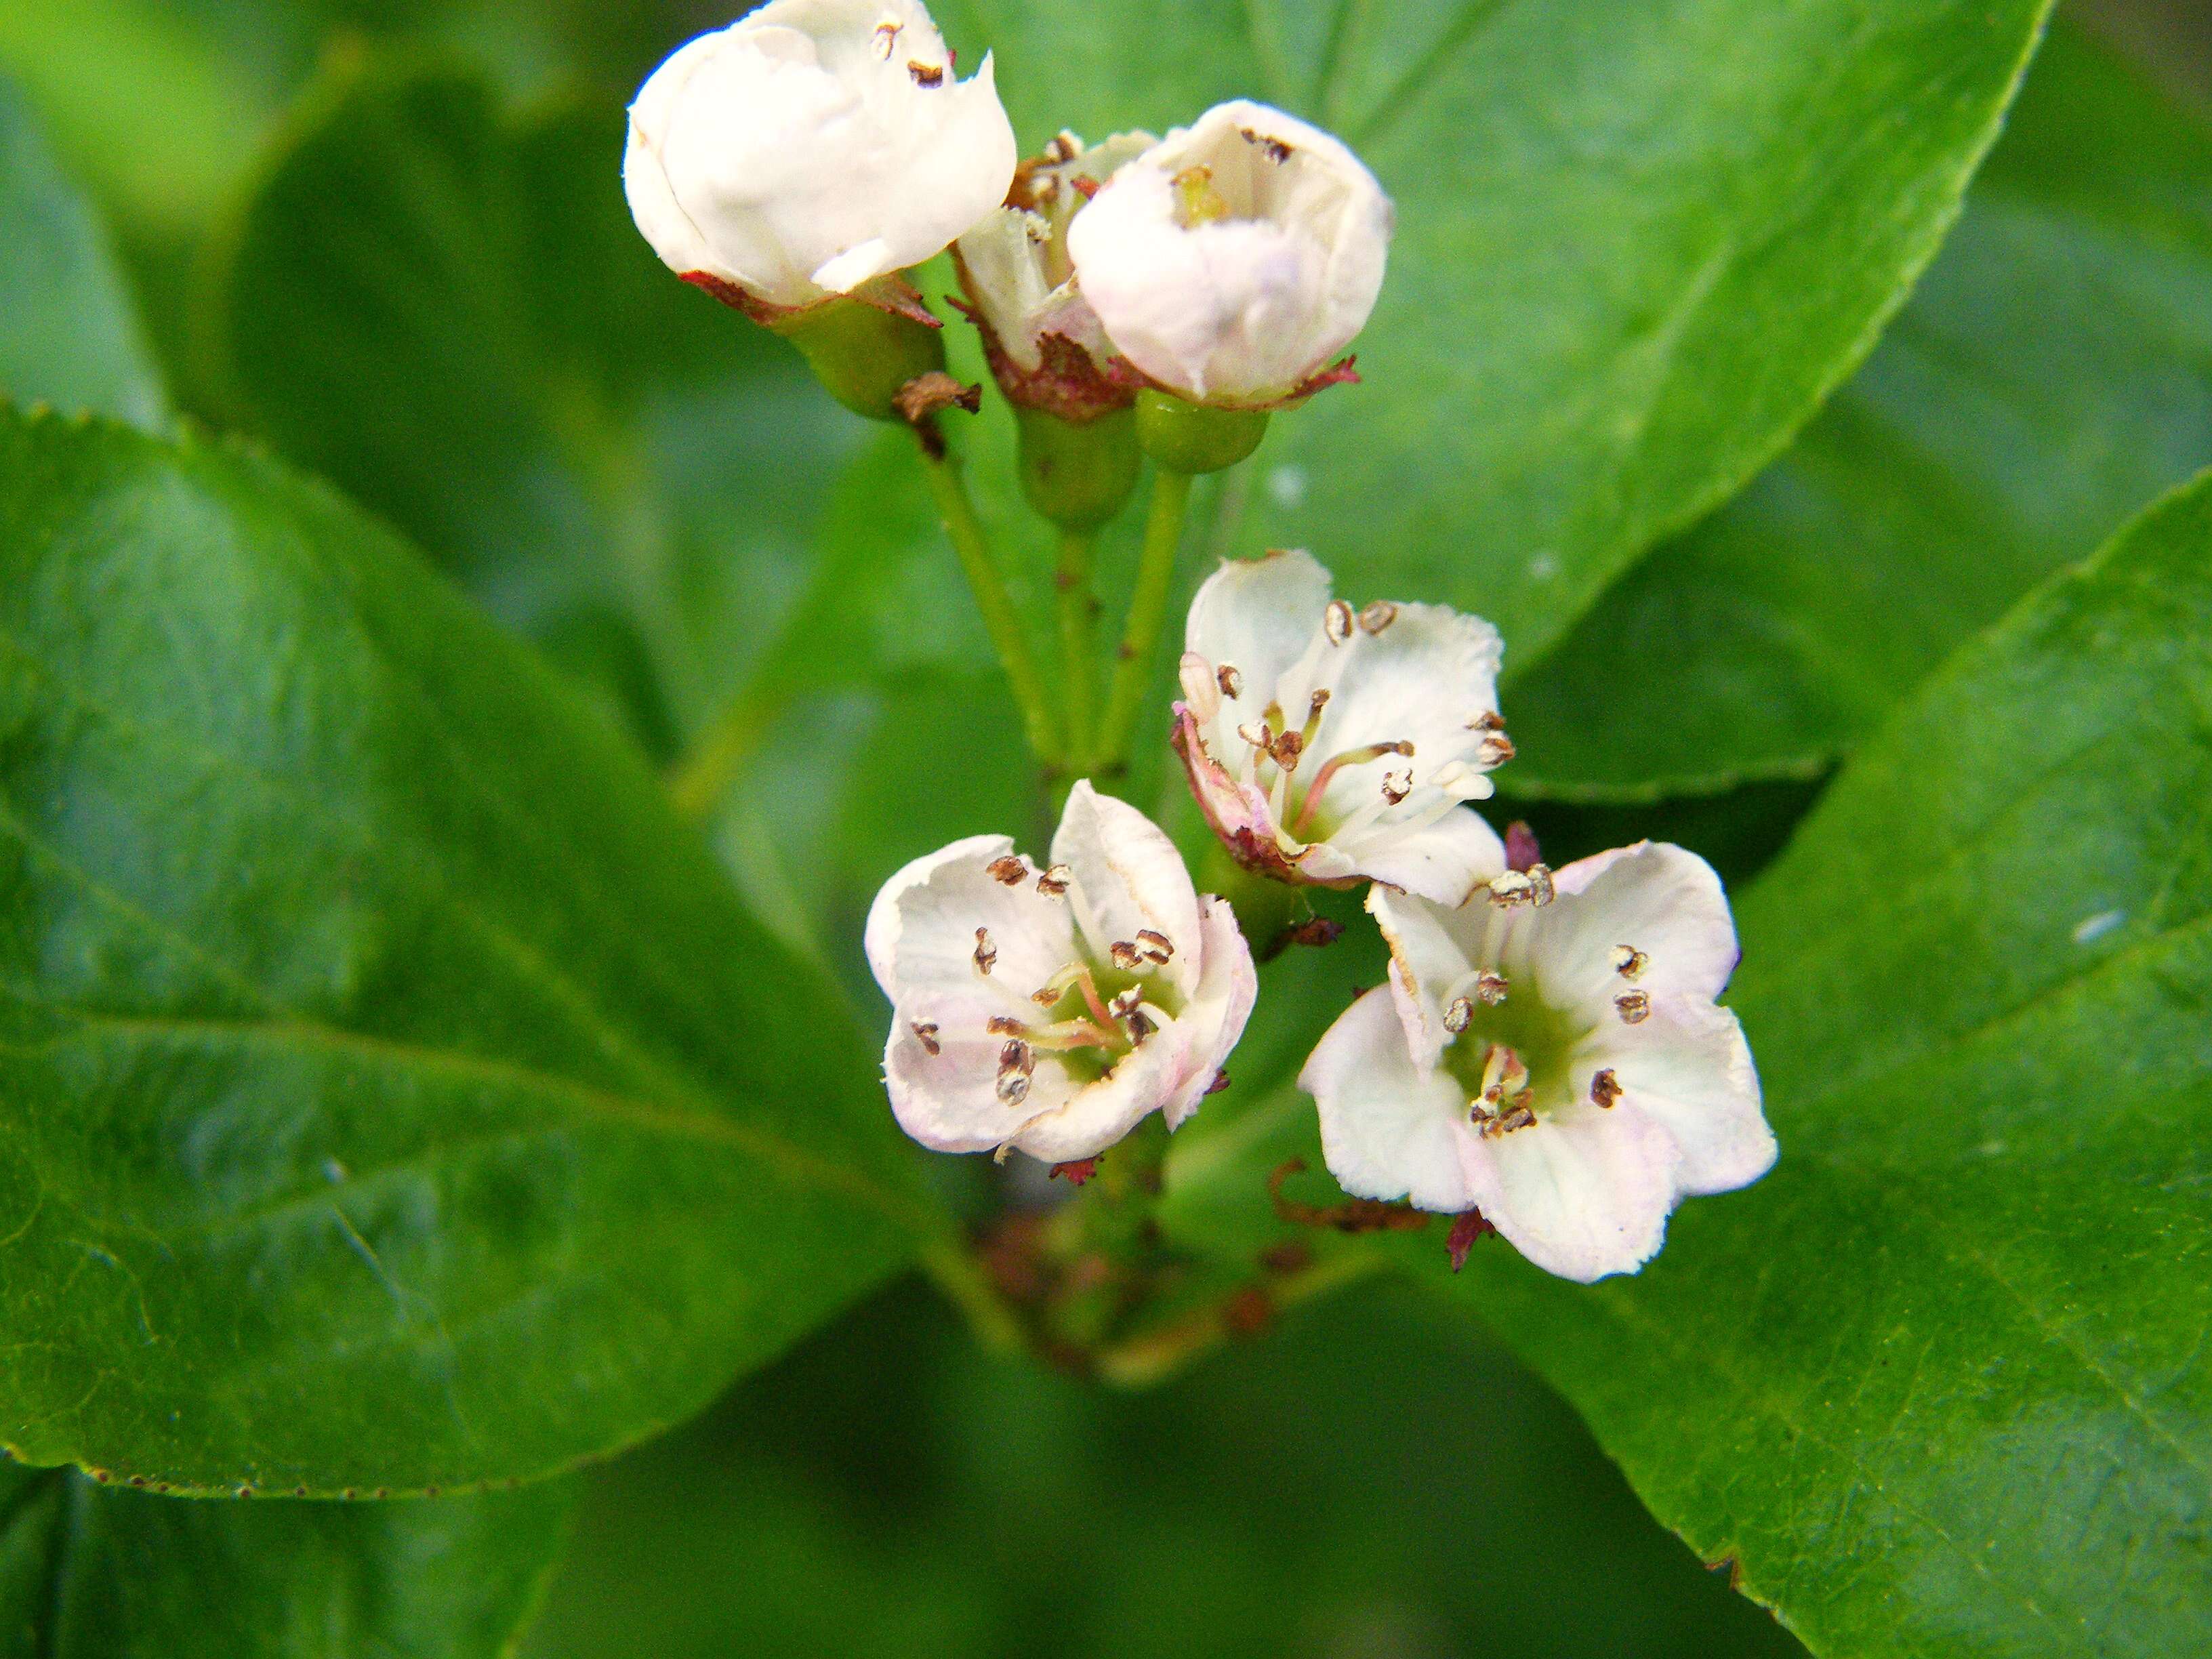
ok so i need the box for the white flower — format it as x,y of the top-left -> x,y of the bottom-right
866,782 -> 1257,1166
1300,842 -> 1776,1282
1065,100 -> 1392,405
1174,549 -> 1511,905
623,0 -> 1017,310
954,130 -> 1155,416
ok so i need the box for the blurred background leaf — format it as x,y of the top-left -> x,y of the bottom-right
0,1461 -> 569,1657
1505,24 -> 2212,799
0,75 -> 165,430
0,409 -> 939,1494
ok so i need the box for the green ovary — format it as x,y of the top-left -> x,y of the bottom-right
1439,972 -> 1589,1116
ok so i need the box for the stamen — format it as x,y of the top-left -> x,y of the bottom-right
996,1072 -> 1031,1105
1495,1104 -> 1536,1135
1591,1069 -> 1622,1109
973,927 -> 997,975
1125,1008 -> 1157,1045
986,1015 -> 1027,1036
911,1021 -> 940,1056
1380,769 -> 1412,806
1034,961 -> 1117,1029
1612,945 -> 1647,979
1135,928 -> 1174,963
908,60 -> 945,87
1487,871 -> 1537,908
995,1039 -> 1033,1105
1216,663 -> 1244,699
1324,600 -> 1355,645
1298,689 -> 1331,750
1290,740 -> 1412,838
1237,720 -> 1274,754
1172,164 -> 1230,226
1109,940 -> 1143,971
1475,731 -> 1516,766
1036,865 -> 1071,897
1477,1043 -> 1529,1106
1269,729 -> 1305,771
1468,711 -> 1506,733
1527,864 -> 1557,905
872,20 -> 901,58
1240,127 -> 1293,163
1474,970 -> 1508,1006
1107,985 -> 1143,1019
1616,991 -> 1651,1024
1358,600 -> 1397,634
1443,996 -> 1473,1034
986,855 -> 1027,886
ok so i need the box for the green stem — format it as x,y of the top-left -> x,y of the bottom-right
920,1240 -> 1026,1358
1093,1250 -> 1391,1389
1055,525 -> 1099,777
1097,468 -> 1195,784
916,437 -> 1062,769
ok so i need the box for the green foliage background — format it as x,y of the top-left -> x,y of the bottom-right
0,1 -> 2207,1656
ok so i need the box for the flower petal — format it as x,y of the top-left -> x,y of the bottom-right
1050,781 -> 1204,1000
884,1014 -> 1082,1155
1303,987 -> 1477,1214
864,833 -> 1012,994
1580,1000 -> 1773,1197
1161,893 -> 1258,1129
1185,550 -> 1333,716
1339,806 -> 1505,906
868,837 -> 1078,1010
1367,884 -> 1477,1073
1292,600 -> 1504,802
1535,842 -> 1740,1008
1467,1105 -> 1681,1283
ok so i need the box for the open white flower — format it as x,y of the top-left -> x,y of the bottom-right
1065,100 -> 1392,405
1301,842 -> 1776,1282
866,782 -> 1256,1166
623,0 -> 1017,311
954,129 -> 1156,417
1174,549 -> 1511,905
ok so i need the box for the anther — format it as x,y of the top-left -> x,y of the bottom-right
998,1038 -> 1035,1078
908,60 -> 945,87
1488,871 -> 1536,907
1591,1068 -> 1622,1109
1043,131 -> 1080,164
872,20 -> 900,58
1125,1009 -> 1157,1045
1474,970 -> 1509,1006
1240,127 -> 1293,163
1496,1104 -> 1536,1134
1443,996 -> 1473,1034
911,1022 -> 940,1056
1475,731 -> 1516,766
1477,1043 -> 1528,1106
987,1015 -> 1027,1036
1036,864 -> 1071,897
1612,945 -> 1647,979
1136,928 -> 1174,963
1237,719 -> 1274,754
996,1071 -> 1031,1106
1380,769 -> 1412,806
1528,864 -> 1557,905
1469,710 -> 1505,733
1269,729 -> 1305,771
1217,663 -> 1244,699
1616,991 -> 1651,1024
973,927 -> 996,975
1110,940 -> 1143,970
987,855 -> 1027,885
1358,600 -> 1397,634
1324,600 -> 1355,644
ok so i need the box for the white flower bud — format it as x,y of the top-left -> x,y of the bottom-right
1065,100 -> 1393,405
954,131 -> 1155,415
623,0 -> 1018,311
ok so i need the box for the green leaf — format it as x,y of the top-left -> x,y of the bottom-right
947,0 -> 2055,661
0,75 -> 165,430
1504,24 -> 2212,799
199,55 -> 861,756
0,1462 -> 569,1658
1167,472 -> 2212,1654
0,405 -> 941,1496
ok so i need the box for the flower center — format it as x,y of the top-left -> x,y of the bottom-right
998,945 -> 1185,1094
1438,962 -> 1586,1137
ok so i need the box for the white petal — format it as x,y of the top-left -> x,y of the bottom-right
1185,550 -> 1333,712
864,833 -> 1012,994
1340,807 -> 1505,906
1533,842 -> 1740,1010
1468,1106 -> 1681,1283
1303,987 -> 1478,1214
1293,601 -> 1504,804
1050,781 -> 1204,1000
1004,1035 -> 1185,1164
1367,884 -> 1477,1074
1582,1000 -> 1773,1197
811,237 -> 895,292
1160,894 -> 1258,1129
868,838 -> 1078,1010
884,1014 -> 1082,1155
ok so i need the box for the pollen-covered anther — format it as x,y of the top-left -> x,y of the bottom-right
1380,769 -> 1412,806
1527,864 -> 1557,905
872,20 -> 900,57
986,1015 -> 1027,1036
995,1038 -> 1034,1105
1358,600 -> 1397,635
1110,939 -> 1143,971
911,1021 -> 941,1056
1612,945 -> 1648,980
1495,1103 -> 1536,1135
1616,990 -> 1652,1025
1237,720 -> 1275,753
1240,126 -> 1293,163
1477,1042 -> 1530,1107
1475,731 -> 1516,766
908,60 -> 945,87
1036,864 -> 1071,897
1443,996 -> 1473,1035
1269,729 -> 1305,771
1135,928 -> 1174,964
1107,985 -> 1144,1019
1324,599 -> 1356,645
1216,663 -> 1244,699
1468,710 -> 1506,733
1125,1008 -> 1158,1045
1474,970 -> 1509,1006
986,855 -> 1027,886
1487,871 -> 1536,907
973,926 -> 997,975
1590,1068 -> 1622,1109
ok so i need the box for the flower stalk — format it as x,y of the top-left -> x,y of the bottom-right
1097,466 -> 1197,780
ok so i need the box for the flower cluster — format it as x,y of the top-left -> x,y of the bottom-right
623,1 -> 1775,1285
